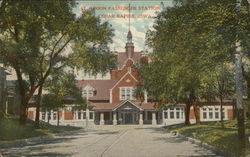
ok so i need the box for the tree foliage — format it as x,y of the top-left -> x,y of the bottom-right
140,0 -> 237,125
42,72 -> 85,126
0,1 -> 115,124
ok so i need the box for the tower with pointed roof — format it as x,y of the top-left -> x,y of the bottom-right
125,4 -> 134,58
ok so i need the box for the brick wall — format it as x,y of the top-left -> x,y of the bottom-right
27,111 -> 34,119
111,59 -> 138,80
112,73 -> 139,103
64,111 -> 73,120
227,109 -> 234,120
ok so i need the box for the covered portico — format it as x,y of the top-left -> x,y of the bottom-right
94,100 -> 159,125
114,100 -> 142,125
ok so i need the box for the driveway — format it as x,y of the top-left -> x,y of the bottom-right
0,125 -> 220,157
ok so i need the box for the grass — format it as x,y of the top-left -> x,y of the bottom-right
168,120 -> 250,157
0,116 -> 81,142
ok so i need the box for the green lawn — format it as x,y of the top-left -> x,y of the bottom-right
168,120 -> 250,157
0,116 -> 81,142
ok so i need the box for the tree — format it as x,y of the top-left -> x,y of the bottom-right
199,63 -> 235,127
0,1 -> 115,125
42,72 -> 85,126
141,0 -> 235,125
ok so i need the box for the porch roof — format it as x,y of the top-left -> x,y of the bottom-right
90,101 -> 157,111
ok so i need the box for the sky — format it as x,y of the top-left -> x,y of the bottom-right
73,1 -> 173,52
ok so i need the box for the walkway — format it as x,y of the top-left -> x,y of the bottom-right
0,125 -> 220,157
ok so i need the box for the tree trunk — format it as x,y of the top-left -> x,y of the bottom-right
19,98 -> 27,125
193,102 -> 200,125
14,67 -> 27,125
185,102 -> 191,125
57,110 -> 60,127
235,0 -> 246,149
220,96 -> 224,128
235,41 -> 246,148
237,108 -> 245,148
35,85 -> 43,126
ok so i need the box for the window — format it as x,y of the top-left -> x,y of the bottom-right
53,112 -> 57,120
181,108 -> 184,119
89,112 -> 94,120
164,112 -> 168,119
203,112 -> 207,119
42,112 -> 45,120
222,111 -> 225,119
209,112 -> 213,119
83,112 -> 86,119
215,108 -> 219,119
176,112 -> 180,119
78,111 -> 82,120
121,88 -> 126,100
82,89 -> 95,97
126,88 -> 130,99
176,108 -> 180,119
170,107 -> 174,119
47,112 -> 51,120
170,112 -> 174,119
215,112 -> 219,119
120,87 -> 135,100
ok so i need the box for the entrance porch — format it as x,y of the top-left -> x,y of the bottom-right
94,101 -> 162,125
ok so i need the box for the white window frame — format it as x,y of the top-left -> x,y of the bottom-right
163,106 -> 185,121
201,106 -> 228,121
119,87 -> 135,100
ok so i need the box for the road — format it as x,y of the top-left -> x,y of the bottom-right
0,125 -> 220,157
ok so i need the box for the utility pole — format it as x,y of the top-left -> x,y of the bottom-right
235,0 -> 246,148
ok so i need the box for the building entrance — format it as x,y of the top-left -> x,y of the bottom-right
124,112 -> 133,124
116,101 -> 141,125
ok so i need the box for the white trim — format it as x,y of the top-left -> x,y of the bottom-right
110,89 -> 112,103
119,87 -> 135,100
113,100 -> 142,111
82,84 -> 96,90
110,72 -> 138,91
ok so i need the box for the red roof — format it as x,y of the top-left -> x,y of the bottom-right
90,102 -> 117,110
76,80 -> 118,100
116,52 -> 141,69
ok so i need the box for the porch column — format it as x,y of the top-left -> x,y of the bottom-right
100,112 -> 104,125
139,111 -> 143,125
113,112 -> 117,125
86,109 -> 89,122
145,111 -> 148,121
152,112 -> 157,125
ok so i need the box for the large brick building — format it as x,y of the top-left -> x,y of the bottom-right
27,30 -> 234,126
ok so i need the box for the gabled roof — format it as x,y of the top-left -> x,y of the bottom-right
113,100 -> 142,111
89,101 -> 157,111
76,80 -> 118,100
116,52 -> 141,69
110,72 -> 138,91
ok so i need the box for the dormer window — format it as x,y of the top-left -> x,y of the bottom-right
82,84 -> 96,98
82,89 -> 94,97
